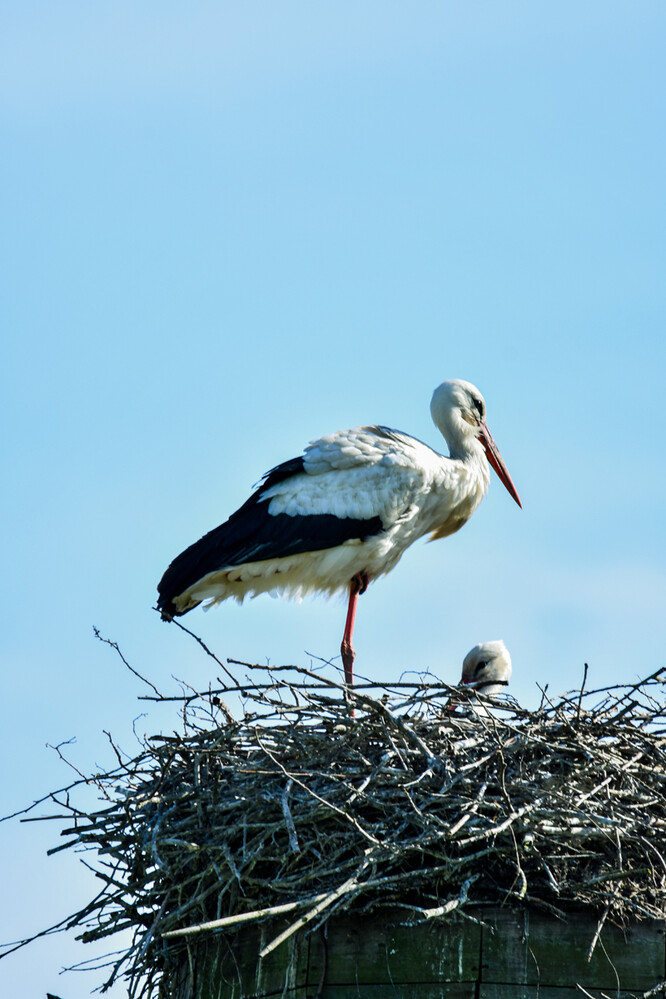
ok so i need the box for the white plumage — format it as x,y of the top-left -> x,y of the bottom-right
157,379 -> 521,686
460,640 -> 513,695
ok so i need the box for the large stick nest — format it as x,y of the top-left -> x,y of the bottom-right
4,638 -> 666,998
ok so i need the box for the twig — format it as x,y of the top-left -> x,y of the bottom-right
586,898 -> 612,962
259,851 -> 373,958
161,894 -> 330,938
281,779 -> 300,854
577,663 -> 589,723
94,627 -> 163,697
169,619 -> 239,686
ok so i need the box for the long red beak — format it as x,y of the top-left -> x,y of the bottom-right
479,423 -> 522,508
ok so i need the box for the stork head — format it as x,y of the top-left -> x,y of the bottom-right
461,640 -> 512,694
430,379 -> 522,507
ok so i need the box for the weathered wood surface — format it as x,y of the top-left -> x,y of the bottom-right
172,906 -> 665,998
479,990 -> 642,998
481,907 -> 663,990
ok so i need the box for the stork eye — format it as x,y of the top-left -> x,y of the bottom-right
474,660 -> 488,675
472,397 -> 484,416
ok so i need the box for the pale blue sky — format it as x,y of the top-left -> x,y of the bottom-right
2,3 -> 665,995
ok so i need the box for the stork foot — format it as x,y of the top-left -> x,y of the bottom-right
341,639 -> 355,688
341,638 -> 356,718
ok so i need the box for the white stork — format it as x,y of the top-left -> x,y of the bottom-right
460,640 -> 513,695
157,379 -> 521,687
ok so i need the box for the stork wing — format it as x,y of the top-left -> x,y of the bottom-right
156,451 -> 384,616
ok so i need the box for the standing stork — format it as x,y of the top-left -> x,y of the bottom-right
157,379 -> 521,688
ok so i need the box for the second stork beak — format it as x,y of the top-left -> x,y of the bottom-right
478,423 -> 522,508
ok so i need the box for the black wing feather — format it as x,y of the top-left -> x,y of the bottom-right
157,455 -> 383,618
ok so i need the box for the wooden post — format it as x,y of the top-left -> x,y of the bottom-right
169,906 -> 666,998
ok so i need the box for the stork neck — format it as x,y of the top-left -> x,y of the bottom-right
472,679 -> 509,693
446,432 -> 483,463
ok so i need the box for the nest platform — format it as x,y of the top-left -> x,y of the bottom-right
5,647 -> 666,998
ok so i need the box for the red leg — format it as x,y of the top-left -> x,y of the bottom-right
340,571 -> 369,688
